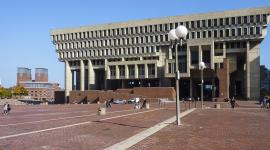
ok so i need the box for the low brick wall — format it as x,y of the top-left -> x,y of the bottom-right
68,87 -> 176,104
133,87 -> 176,100
115,89 -> 134,94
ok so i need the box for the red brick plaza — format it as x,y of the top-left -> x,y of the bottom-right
0,101 -> 269,150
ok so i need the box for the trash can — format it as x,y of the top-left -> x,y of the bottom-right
98,107 -> 106,115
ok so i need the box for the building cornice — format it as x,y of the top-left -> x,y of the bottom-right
51,6 -> 270,35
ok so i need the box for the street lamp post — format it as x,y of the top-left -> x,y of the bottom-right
168,26 -> 188,126
199,61 -> 206,109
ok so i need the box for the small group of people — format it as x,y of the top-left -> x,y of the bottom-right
105,98 -> 113,108
261,96 -> 270,108
134,98 -> 147,109
3,102 -> 11,115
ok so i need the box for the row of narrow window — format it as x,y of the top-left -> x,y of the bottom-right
109,64 -> 156,77
52,14 -> 268,41
56,26 -> 261,50
59,46 -> 157,59
56,35 -> 168,50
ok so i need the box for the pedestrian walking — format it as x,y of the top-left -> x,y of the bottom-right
261,97 -> 267,108
106,99 -> 112,108
3,103 -> 8,115
230,97 -> 236,109
7,103 -> 11,114
141,99 -> 147,109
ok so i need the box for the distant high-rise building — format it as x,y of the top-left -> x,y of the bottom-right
35,68 -> 48,82
17,67 -> 31,85
17,67 -> 61,101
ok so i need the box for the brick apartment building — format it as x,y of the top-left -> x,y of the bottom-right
17,67 -> 61,101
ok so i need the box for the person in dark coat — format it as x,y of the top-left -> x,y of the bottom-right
141,99 -> 147,109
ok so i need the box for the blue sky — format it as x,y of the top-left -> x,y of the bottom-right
0,0 -> 269,88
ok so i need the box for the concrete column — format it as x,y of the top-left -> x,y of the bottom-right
165,60 -> 169,74
211,41 -> 215,69
80,60 -> 85,91
189,78 -> 193,98
116,65 -> 119,79
145,64 -> 148,78
135,64 -> 138,78
104,59 -> 108,90
107,66 -> 111,79
169,46 -> 172,59
65,61 -> 72,102
246,41 -> 260,99
246,41 -> 250,99
198,45 -> 202,65
187,45 -> 191,76
125,64 -> 129,79
153,46 -> 157,53
223,42 -> 226,57
88,59 -> 95,90
154,64 -> 157,78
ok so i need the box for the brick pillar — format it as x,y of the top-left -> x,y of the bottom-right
217,58 -> 229,99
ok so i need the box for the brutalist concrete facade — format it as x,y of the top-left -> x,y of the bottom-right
51,7 -> 270,100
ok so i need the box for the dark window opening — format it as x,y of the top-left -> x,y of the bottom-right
237,16 -> 242,24
191,50 -> 199,65
202,50 -> 210,64
214,19 -> 217,26
220,18 -> 224,26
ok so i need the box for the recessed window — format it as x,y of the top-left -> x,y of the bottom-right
208,30 -> 212,37
203,31 -> 206,38
214,19 -> 217,26
263,14 -> 267,22
250,16 -> 254,23
208,19 -> 212,27
237,16 -> 242,24
250,27 -> 254,35
232,29 -> 236,36
197,20 -> 201,28
244,28 -> 248,35
185,22 -> 189,28
256,26 -> 261,35
244,16 -> 248,23
214,30 -> 217,38
225,18 -> 230,25
231,17 -> 235,25
191,50 -> 199,65
191,21 -> 195,28
197,32 -> 200,38
256,15 -> 261,22
219,30 -> 224,37
192,32 -> 195,39
219,18 -> 224,26
237,28 -> 242,36
226,29 -> 230,37
202,20 -> 206,27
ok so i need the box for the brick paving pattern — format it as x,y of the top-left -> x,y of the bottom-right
0,101 -> 269,150
130,106 -> 270,150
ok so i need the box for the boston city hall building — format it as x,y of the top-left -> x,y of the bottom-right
51,7 -> 270,101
